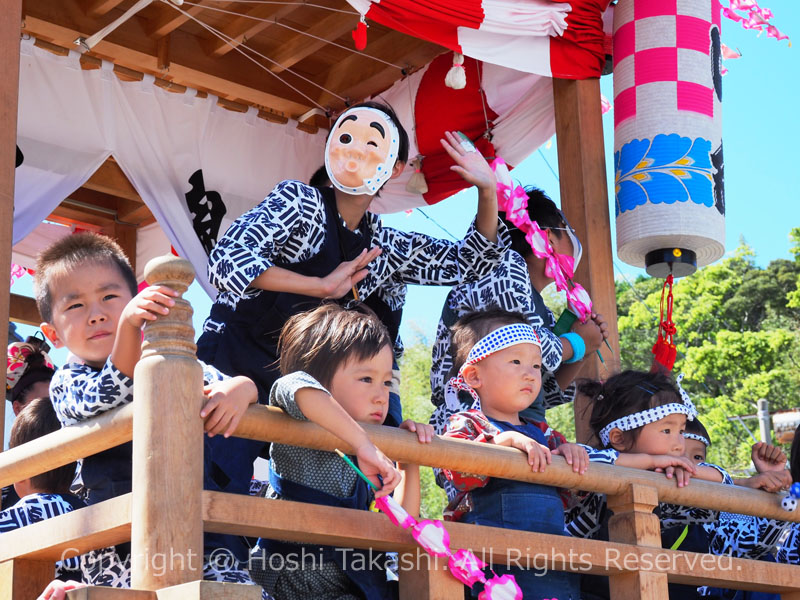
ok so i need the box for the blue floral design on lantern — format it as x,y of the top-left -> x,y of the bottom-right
614,134 -> 714,216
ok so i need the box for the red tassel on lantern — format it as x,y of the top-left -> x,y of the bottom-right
651,274 -> 677,375
352,17 -> 367,51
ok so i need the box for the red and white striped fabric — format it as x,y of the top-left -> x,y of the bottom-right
346,0 -> 612,78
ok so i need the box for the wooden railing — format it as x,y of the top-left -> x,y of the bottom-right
1,255 -> 799,600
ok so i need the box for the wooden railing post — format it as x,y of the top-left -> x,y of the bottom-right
130,256 -> 204,589
0,559 -> 53,600
606,484 -> 667,599
399,551 -> 463,599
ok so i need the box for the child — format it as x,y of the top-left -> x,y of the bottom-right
3,335 -> 57,510
566,371 -> 730,600
682,419 -> 787,600
33,232 -> 266,593
1,398 -> 82,581
253,303 -> 432,600
429,186 -> 607,433
776,424 -> 800,566
439,309 -> 610,600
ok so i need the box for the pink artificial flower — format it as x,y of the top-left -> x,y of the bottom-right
741,14 -> 765,29
374,495 -> 417,529
448,549 -> 487,588
721,7 -> 744,22
411,519 -> 451,557
566,284 -> 593,323
524,222 -> 552,258
721,43 -> 742,59
478,573 -> 523,600
766,24 -> 789,41
600,94 -> 613,114
721,65 -> 729,75
729,0 -> 758,10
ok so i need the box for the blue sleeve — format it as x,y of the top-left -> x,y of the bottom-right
49,361 -> 134,427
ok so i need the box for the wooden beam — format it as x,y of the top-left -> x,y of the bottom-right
552,77 -> 619,445
67,589 -> 155,600
203,3 -> 300,58
84,158 -> 140,202
114,221 -> 138,275
0,0 -> 23,455
205,492 -> 800,593
156,581 -> 261,600
145,0 -> 232,39
83,0 -> 127,18
0,559 -> 54,600
9,294 -> 41,327
22,1 -> 314,117
0,494 -> 131,562
398,552 -> 463,599
269,12 -> 356,74
0,404 -> 133,489
233,405 -> 800,524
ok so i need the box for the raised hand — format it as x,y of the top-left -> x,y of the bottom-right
440,131 -> 496,194
318,247 -> 382,299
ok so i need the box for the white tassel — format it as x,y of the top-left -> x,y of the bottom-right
445,52 -> 467,89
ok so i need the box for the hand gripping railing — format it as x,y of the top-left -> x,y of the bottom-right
1,255 -> 799,600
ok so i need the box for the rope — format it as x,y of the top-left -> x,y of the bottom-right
180,0 -> 405,70
165,1 -> 343,107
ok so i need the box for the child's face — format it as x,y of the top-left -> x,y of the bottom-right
627,413 -> 687,456
684,438 -> 707,465
328,345 -> 393,425
41,263 -> 134,368
469,343 -> 542,420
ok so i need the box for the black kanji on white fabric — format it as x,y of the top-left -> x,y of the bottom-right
185,169 -> 227,256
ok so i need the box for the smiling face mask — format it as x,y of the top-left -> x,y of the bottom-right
324,106 -> 400,196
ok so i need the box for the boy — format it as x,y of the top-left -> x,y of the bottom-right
34,233 -> 266,593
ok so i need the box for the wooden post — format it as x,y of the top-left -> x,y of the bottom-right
130,255 -> 204,589
553,77 -> 620,445
0,559 -> 53,600
399,552 -> 464,599
606,484 -> 667,600
0,0 -> 23,453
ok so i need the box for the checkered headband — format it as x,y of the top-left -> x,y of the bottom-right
598,374 -> 697,447
444,323 -> 541,412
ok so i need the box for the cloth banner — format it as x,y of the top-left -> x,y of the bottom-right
14,37 -> 326,296
346,0 -> 612,78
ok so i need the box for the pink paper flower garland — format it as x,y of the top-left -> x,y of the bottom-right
491,157 -> 592,323
373,495 -> 523,599
722,1 -> 789,43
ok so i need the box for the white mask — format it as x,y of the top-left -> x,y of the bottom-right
325,106 -> 401,196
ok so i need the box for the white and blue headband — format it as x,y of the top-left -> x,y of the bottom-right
444,323 -> 541,411
598,374 -> 698,447
683,432 -> 710,447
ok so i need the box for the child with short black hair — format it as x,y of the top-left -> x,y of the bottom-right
776,425 -> 800,567
1,398 -> 82,580
254,303 -> 432,600
440,309 -> 611,600
34,232 -> 267,594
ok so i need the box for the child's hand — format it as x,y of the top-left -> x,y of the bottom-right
751,441 -> 787,473
572,317 -> 603,354
440,131 -> 496,193
121,285 -> 178,329
494,431 -> 552,472
591,312 -> 610,341
201,376 -> 257,438
398,419 -> 434,443
356,442 -> 401,498
553,443 -> 589,474
738,470 -> 792,493
318,247 -> 382,299
652,454 -> 697,487
37,580 -> 85,600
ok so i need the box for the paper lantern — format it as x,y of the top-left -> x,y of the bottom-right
613,0 -> 725,277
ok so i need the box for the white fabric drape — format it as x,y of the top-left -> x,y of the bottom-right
14,38 -> 326,296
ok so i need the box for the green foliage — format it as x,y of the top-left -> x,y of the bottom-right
397,339 -> 447,520
617,242 -> 800,471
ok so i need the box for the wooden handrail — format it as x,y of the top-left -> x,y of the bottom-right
0,404 -> 133,489
235,404 -> 800,524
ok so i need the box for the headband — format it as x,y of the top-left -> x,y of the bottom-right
324,106 -> 400,196
684,432 -> 710,447
598,375 -> 698,447
444,323 -> 541,411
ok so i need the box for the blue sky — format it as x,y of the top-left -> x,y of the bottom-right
6,3 -> 797,442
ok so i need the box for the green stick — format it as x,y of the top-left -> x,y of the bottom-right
334,448 -> 379,491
